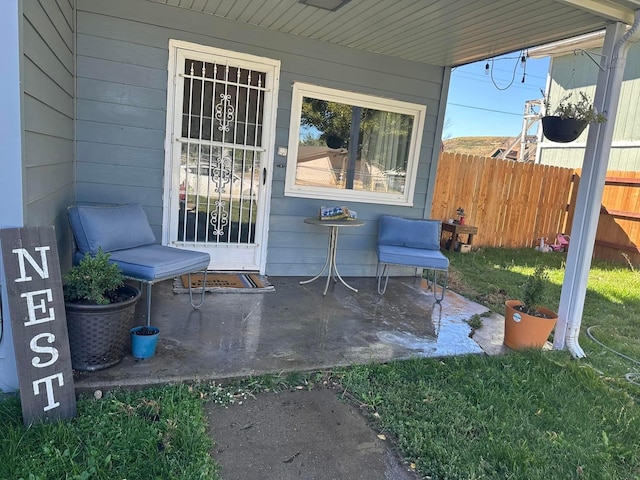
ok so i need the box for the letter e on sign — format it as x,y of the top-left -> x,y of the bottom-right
0,227 -> 76,425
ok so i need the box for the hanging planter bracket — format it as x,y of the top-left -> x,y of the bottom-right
573,49 -> 606,71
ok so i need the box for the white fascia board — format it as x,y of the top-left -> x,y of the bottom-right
555,0 -> 636,24
529,31 -> 605,58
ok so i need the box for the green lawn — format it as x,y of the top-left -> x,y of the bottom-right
341,353 -> 640,479
443,247 -> 640,386
1,247 -> 639,479
335,246 -> 640,479
0,385 -> 219,480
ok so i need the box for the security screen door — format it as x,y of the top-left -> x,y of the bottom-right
165,42 -> 280,272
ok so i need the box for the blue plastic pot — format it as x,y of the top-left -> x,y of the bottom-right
130,326 -> 160,359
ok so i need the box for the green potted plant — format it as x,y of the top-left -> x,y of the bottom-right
503,265 -> 558,350
541,91 -> 606,143
63,249 -> 141,371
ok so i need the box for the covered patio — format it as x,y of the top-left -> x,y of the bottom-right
3,0 -> 640,394
73,276 -> 506,392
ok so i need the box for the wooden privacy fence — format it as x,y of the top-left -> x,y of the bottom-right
431,152 -> 640,266
589,170 -> 640,266
431,152 -> 574,249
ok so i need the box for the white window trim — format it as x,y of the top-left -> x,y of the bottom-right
284,82 -> 426,206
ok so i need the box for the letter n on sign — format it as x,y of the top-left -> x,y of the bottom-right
0,227 -> 76,425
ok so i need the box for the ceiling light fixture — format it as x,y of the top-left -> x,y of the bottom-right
298,0 -> 351,11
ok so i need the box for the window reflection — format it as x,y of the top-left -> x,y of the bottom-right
296,98 -> 412,194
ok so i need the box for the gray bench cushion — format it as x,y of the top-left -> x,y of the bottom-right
74,245 -> 210,282
377,215 -> 440,251
376,244 -> 449,271
69,204 -> 156,255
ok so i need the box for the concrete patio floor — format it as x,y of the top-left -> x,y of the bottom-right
73,275 -> 508,392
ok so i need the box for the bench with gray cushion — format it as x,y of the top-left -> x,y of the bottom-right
68,204 -> 210,325
376,215 -> 449,302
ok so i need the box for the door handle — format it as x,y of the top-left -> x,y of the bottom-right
263,167 -> 267,185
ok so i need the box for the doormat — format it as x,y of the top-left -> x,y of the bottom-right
173,272 -> 275,294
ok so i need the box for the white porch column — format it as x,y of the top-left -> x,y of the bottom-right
554,14 -> 640,356
0,0 -> 23,392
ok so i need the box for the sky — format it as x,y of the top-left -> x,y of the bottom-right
445,52 -> 551,139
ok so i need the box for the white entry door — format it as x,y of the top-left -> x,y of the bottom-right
164,41 -> 280,272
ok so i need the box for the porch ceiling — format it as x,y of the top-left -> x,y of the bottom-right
147,0 -> 640,66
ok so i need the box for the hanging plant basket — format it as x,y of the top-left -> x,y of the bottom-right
541,116 -> 587,143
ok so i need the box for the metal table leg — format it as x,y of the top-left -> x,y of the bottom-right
328,226 -> 357,294
300,225 -> 358,295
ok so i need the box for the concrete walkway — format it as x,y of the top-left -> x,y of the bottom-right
207,388 -> 422,480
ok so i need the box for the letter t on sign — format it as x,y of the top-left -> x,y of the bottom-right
0,227 -> 76,425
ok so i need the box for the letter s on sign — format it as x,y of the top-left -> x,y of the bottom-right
30,333 -> 59,368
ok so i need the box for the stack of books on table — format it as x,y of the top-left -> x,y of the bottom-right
319,206 -> 357,221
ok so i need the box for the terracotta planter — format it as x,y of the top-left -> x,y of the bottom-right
541,116 -> 587,143
503,300 -> 558,350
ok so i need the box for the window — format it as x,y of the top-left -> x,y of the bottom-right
285,82 -> 426,206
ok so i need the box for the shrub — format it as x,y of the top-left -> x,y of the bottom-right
521,265 -> 550,315
63,249 -> 124,305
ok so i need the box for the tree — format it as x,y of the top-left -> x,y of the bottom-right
301,99 -> 351,146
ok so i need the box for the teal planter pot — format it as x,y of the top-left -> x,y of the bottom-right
130,326 -> 160,359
